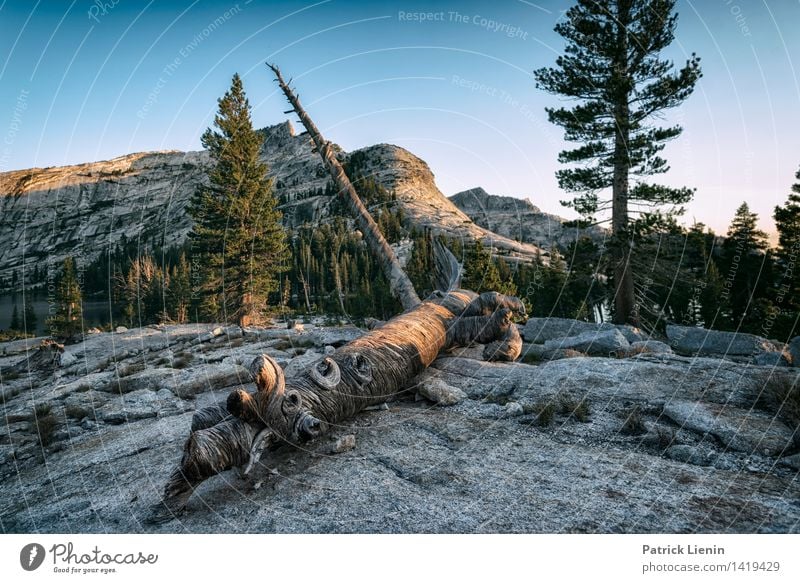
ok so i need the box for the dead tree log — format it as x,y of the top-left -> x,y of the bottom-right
157,288 -> 524,518
267,63 -> 420,311
154,66 -> 525,520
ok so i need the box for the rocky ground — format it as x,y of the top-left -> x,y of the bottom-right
1,319 -> 798,533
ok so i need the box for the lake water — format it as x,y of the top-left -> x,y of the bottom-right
0,294 -> 117,335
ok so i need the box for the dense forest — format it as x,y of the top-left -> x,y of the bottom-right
3,169 -> 799,345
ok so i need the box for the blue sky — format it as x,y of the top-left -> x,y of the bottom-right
1,0 -> 799,238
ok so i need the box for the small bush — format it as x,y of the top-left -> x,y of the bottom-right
33,403 -> 58,447
620,405 -> 647,436
656,426 -> 676,450
559,395 -> 591,422
172,352 -> 194,369
64,404 -> 88,420
484,391 -> 513,406
757,374 -> 800,431
524,399 -> 556,427
117,361 -> 145,377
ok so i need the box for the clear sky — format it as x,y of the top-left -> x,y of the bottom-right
1,0 -> 799,239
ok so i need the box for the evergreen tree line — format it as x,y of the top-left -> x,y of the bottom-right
7,175 -> 800,343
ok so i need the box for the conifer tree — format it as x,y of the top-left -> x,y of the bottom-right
773,165 -> 800,336
462,240 -> 517,296
9,302 -> 19,331
721,202 -> 771,329
169,252 -> 192,324
48,257 -> 83,339
189,73 -> 289,326
23,298 -> 37,335
534,0 -> 702,325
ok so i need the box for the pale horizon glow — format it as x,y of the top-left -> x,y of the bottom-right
1,0 -> 799,240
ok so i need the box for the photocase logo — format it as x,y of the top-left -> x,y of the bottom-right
20,543 -> 46,571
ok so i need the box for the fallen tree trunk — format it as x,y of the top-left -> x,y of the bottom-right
155,66 -> 524,520
157,288 -> 524,518
268,63 -> 421,311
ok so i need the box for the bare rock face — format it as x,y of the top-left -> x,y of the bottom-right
449,187 -> 607,248
666,324 -> 779,359
332,145 -> 545,264
1,123 -> 546,288
543,328 -> 629,356
0,150 -> 210,284
1,325 -> 799,534
522,317 -> 615,343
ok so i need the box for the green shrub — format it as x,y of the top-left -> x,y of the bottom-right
620,405 -> 647,436
33,403 -> 58,447
523,399 -> 556,427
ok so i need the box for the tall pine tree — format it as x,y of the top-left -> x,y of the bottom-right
534,0 -> 701,325
48,256 -> 83,340
720,202 -> 771,331
772,165 -> 800,337
189,74 -> 289,326
23,298 -> 37,335
9,302 -> 20,331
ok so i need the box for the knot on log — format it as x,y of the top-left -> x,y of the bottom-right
309,356 -> 341,390
250,354 -> 285,396
346,353 -> 373,386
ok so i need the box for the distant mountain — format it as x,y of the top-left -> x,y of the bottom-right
449,187 -> 608,250
0,122 -> 547,288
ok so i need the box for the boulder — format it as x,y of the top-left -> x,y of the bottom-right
616,325 -> 651,343
540,348 -> 586,361
662,400 -> 795,457
521,317 -> 613,343
666,325 -> 777,357
753,352 -> 791,367
115,326 -> 128,333
544,328 -> 629,356
630,340 -> 672,355
418,379 -> 467,406
59,351 -> 78,367
666,445 -> 714,467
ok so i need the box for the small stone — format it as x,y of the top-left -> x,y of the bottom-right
418,379 -> 467,406
324,345 -> 335,355
80,418 -> 97,431
505,402 -> 524,417
666,445 -> 712,467
211,326 -> 224,337
779,453 -> 800,470
59,351 -> 78,367
115,326 -> 128,333
329,434 -> 356,454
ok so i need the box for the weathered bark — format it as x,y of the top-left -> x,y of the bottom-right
611,1 -> 638,327
267,63 -> 421,311
156,289 -> 525,519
